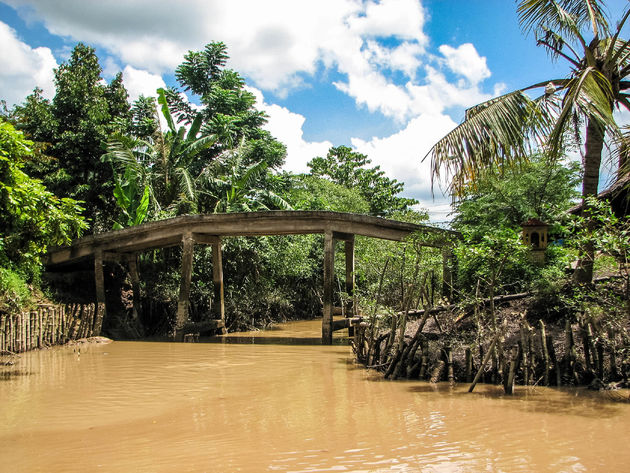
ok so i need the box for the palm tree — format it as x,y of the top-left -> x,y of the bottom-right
427,0 -> 630,282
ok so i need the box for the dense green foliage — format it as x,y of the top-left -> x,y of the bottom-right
2,39 -> 424,335
13,44 -> 131,231
452,154 -> 581,237
0,120 -> 87,311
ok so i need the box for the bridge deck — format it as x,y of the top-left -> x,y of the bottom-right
45,211 -> 454,266
44,211 -> 456,344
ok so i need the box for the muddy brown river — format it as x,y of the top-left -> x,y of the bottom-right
1,320 -> 629,472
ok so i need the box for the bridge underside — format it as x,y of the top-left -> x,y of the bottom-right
45,211 -> 456,344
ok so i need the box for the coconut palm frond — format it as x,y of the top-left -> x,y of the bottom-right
518,0 -> 609,39
605,8 -> 630,62
547,66 -> 616,154
426,90 -> 551,196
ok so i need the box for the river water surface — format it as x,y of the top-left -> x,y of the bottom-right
1,320 -> 629,472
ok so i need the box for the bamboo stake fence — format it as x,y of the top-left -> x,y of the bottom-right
0,302 -> 104,354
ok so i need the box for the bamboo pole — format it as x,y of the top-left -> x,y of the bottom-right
539,320 -> 550,386
469,333 -> 500,393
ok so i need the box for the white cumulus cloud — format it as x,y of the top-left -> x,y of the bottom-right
350,112 -> 456,221
248,87 -> 332,173
121,65 -> 166,103
0,20 -> 57,107
439,43 -> 491,85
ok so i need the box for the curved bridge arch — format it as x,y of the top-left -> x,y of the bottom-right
45,211 -> 457,343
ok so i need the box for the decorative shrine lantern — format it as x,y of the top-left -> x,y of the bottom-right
521,218 -> 549,264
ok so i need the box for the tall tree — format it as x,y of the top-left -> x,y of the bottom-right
426,0 -> 630,282
13,43 -> 131,231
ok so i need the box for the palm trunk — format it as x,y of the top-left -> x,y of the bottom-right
573,118 -> 604,284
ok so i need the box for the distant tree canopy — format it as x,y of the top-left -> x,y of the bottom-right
308,145 -> 418,216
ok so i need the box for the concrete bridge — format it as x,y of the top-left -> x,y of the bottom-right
44,211 -> 457,344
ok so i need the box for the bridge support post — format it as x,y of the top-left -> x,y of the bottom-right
344,236 -> 356,337
175,232 -> 194,341
93,249 -> 106,336
212,238 -> 227,334
322,230 -> 334,345
126,253 -> 143,332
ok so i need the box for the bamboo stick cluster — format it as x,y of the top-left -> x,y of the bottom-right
353,316 -> 629,392
0,303 -> 102,354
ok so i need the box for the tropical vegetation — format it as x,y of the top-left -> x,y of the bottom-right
427,0 -> 630,283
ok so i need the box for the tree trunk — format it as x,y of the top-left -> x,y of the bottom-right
574,118 -> 604,283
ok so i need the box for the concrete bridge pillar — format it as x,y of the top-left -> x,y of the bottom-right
322,230 -> 334,345
211,238 -> 227,334
93,249 -> 106,336
175,232 -> 195,340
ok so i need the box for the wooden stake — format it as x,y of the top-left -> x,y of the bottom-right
539,320 -> 550,386
445,345 -> 454,385
469,333 -> 499,393
504,344 -> 521,395
465,347 -> 473,383
547,334 -> 561,386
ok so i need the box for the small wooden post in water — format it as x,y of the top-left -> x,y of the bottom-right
175,233 -> 195,341
322,230 -> 334,345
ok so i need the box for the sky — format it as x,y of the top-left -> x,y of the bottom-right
1,0 -> 629,223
